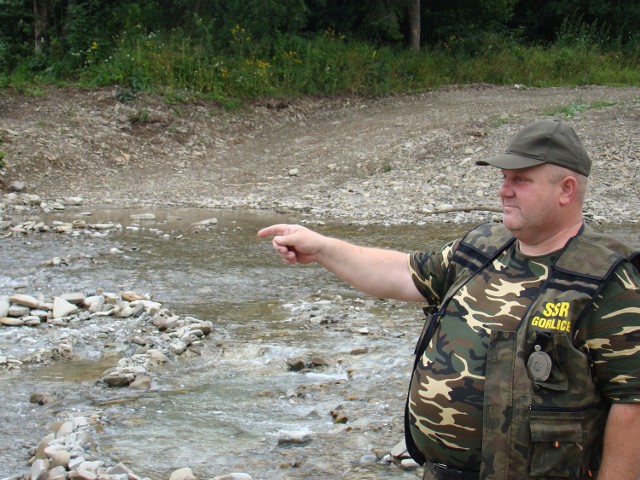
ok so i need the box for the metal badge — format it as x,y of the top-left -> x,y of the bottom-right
527,345 -> 552,382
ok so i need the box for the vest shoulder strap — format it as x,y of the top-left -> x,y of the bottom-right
554,225 -> 640,330
457,221 -> 515,264
443,222 -> 516,307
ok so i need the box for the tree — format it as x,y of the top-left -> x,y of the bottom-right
33,0 -> 52,55
306,0 -> 416,47
408,0 -> 420,50
421,0 -> 517,45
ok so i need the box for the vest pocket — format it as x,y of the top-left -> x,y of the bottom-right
526,331 -> 569,391
528,408 -> 593,478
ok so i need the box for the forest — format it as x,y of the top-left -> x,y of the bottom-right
1,0 -> 639,102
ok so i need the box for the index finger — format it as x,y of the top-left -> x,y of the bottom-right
257,224 -> 291,238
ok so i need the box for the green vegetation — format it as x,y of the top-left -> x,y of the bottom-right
129,109 -> 151,124
1,1 -> 639,104
543,97 -> 620,119
490,114 -> 512,129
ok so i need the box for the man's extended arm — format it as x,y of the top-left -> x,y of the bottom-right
257,224 -> 424,302
597,403 -> 640,479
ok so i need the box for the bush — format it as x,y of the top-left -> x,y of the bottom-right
4,25 -> 640,102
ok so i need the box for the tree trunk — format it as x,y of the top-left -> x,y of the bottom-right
194,0 -> 209,15
33,0 -> 51,55
408,0 -> 421,51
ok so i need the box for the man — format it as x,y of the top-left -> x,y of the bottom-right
258,119 -> 640,480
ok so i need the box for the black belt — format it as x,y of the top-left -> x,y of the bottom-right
424,460 -> 480,480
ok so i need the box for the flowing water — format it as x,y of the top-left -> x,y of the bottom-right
1,209 -> 638,479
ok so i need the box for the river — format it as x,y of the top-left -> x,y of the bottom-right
0,209 -> 638,479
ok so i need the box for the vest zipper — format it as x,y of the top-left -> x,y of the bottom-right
529,404 -> 595,413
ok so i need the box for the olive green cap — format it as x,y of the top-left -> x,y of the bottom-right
476,119 -> 591,177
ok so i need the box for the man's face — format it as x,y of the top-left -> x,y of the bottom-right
498,164 -> 562,241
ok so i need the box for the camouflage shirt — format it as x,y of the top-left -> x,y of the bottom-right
408,235 -> 640,471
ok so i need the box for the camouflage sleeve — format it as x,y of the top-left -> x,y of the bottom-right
583,262 -> 640,403
408,239 -> 460,305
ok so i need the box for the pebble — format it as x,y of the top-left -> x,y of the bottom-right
276,429 -> 314,445
0,295 -> 9,316
130,213 -> 156,221
52,297 -> 78,318
9,294 -> 40,308
170,468 -> 196,480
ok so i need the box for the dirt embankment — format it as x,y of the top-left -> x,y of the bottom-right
1,84 -> 639,225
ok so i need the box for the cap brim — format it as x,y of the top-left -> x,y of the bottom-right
476,153 -> 545,170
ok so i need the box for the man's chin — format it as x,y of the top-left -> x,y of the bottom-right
502,217 -> 522,233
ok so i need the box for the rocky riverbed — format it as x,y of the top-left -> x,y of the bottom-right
0,192 -> 427,480
1,85 -> 639,479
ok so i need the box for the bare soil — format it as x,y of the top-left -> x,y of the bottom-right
1,84 -> 639,224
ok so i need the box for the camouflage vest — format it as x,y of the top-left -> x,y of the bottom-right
406,222 -> 640,479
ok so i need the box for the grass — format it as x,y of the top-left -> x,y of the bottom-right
129,109 -> 151,124
543,97 -> 620,118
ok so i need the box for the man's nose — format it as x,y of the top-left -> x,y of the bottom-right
499,180 -> 513,197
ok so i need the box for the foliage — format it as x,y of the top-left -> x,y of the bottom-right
1,0 -> 639,101
512,0 -> 640,47
543,97 -> 618,118
423,0 -> 519,47
306,0 -> 408,44
0,0 -> 32,72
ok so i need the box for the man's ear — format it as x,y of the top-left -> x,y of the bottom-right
559,175 -> 578,206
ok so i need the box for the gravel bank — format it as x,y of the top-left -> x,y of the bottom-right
1,84 -> 639,226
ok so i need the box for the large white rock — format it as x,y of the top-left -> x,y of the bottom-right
49,449 -> 71,469
169,468 -> 196,480
64,196 -> 84,206
8,304 -> 30,317
0,317 -> 24,326
53,297 -> 79,319
9,293 -> 40,308
30,458 -> 49,480
130,213 -> 156,221
84,295 -> 105,313
74,469 -> 97,480
0,296 -> 9,317
56,420 -> 74,439
60,292 -> 85,305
